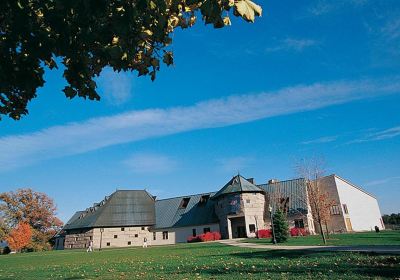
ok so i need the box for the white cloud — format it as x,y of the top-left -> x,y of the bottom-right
123,153 -> 177,174
1,76 -> 400,171
364,176 -> 400,187
309,1 -> 334,16
349,126 -> 400,143
96,67 -> 134,105
381,18 -> 400,41
302,136 -> 338,145
266,38 -> 317,53
308,0 -> 367,16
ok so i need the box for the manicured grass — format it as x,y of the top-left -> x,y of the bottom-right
245,230 -> 400,246
0,242 -> 399,279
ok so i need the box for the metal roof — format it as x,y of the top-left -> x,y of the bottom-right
212,175 -> 264,199
154,192 -> 219,229
258,178 -> 309,215
63,190 -> 155,230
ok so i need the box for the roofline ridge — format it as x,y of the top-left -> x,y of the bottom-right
258,177 -> 305,186
155,191 -> 216,201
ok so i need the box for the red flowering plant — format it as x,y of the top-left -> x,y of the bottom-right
187,231 -> 221,243
256,229 -> 272,238
290,228 -> 309,237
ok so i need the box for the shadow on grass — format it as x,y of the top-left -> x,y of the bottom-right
188,249 -> 400,278
223,250 -> 400,278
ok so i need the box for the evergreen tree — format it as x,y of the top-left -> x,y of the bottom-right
272,210 -> 289,243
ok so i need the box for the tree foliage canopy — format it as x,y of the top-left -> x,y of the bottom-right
0,0 -> 262,120
6,221 -> 32,252
0,188 -> 63,250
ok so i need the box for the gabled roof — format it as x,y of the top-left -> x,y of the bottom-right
212,175 -> 263,199
63,190 -> 155,230
155,192 -> 218,229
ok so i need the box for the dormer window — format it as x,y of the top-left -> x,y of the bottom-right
179,197 -> 190,209
198,195 -> 210,206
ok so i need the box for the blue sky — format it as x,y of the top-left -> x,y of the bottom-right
1,0 -> 400,222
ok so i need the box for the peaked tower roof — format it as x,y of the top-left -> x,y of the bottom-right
212,175 -> 264,199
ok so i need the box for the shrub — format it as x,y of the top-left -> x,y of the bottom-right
290,228 -> 309,237
187,236 -> 201,243
273,210 -> 289,243
212,231 -> 221,240
2,246 -> 11,255
256,229 -> 272,238
187,231 -> 221,243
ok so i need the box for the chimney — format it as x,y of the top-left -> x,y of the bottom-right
247,178 -> 255,184
268,179 -> 279,184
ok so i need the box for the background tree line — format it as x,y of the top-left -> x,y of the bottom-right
382,213 -> 400,226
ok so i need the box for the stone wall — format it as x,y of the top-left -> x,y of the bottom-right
214,192 -> 267,238
64,228 -> 94,249
240,193 -> 267,237
92,226 -> 151,249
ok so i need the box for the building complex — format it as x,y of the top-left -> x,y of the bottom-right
55,174 -> 384,249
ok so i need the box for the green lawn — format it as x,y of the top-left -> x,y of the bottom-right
244,230 -> 400,246
0,242 -> 399,279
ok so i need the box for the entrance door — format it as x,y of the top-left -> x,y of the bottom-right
237,226 -> 247,238
345,218 -> 353,231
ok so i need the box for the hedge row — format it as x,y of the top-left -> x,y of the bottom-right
187,232 -> 221,243
256,228 -> 309,238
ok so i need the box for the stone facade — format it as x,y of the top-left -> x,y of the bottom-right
64,228 -> 93,249
63,224 -> 221,249
214,192 -> 267,239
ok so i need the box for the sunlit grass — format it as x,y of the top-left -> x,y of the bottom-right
0,241 -> 399,279
244,230 -> 400,246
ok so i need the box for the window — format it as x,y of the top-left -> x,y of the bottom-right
203,227 -> 210,234
69,244 -> 73,249
75,237 -> 78,241
114,235 -> 118,239
199,195 -> 210,206
162,231 -> 169,240
134,234 -> 138,238
330,205 -> 340,215
249,224 -> 256,233
89,236 -> 93,241
106,242 -> 110,246
141,227 -> 145,230
128,241 -> 131,245
153,232 -> 156,240
343,204 -> 349,214
294,219 -> 304,228
121,227 -> 125,231
192,229 -> 197,237
179,197 -> 191,208
246,199 -> 251,204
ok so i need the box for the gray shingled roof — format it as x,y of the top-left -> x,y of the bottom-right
212,175 -> 264,199
155,192 -> 219,229
63,190 -> 155,230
